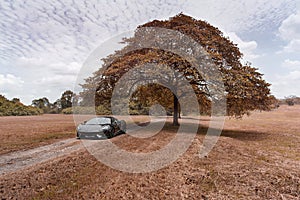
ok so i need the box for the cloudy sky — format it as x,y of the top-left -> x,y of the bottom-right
0,0 -> 299,105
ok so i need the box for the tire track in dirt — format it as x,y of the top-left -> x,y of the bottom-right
0,138 -> 84,175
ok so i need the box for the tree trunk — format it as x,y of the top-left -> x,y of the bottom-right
179,104 -> 181,119
173,94 -> 179,126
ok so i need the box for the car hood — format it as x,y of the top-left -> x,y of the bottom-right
77,124 -> 110,132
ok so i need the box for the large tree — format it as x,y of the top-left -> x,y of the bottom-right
80,14 -> 273,125
53,90 -> 77,111
60,90 -> 76,110
32,97 -> 51,113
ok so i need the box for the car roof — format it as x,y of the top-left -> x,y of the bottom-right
95,116 -> 116,120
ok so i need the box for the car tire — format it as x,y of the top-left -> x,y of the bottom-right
76,132 -> 80,139
105,129 -> 114,139
105,132 -> 110,139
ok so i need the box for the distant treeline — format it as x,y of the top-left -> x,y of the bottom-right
0,90 -> 76,116
31,90 -> 76,114
0,95 -> 42,116
279,95 -> 300,106
1,91 -> 299,117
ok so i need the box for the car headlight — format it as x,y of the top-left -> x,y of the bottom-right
77,125 -> 81,131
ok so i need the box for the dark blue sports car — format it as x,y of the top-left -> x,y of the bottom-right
76,116 -> 126,139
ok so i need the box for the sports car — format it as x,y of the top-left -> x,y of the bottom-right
76,116 -> 126,139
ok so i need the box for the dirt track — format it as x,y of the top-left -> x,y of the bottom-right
0,138 -> 82,175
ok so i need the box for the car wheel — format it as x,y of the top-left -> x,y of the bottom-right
105,132 -> 110,139
105,130 -> 114,139
76,132 -> 80,139
111,131 -> 115,138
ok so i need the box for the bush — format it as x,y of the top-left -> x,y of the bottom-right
283,95 -> 300,106
62,107 -> 73,114
62,106 -> 110,115
0,95 -> 42,116
96,105 -> 111,115
62,107 -> 93,114
62,105 -> 113,115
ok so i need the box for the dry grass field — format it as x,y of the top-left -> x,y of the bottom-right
0,114 -> 78,155
0,106 -> 299,199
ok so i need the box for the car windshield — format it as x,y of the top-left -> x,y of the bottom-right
85,118 -> 111,125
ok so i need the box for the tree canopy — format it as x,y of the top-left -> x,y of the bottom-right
32,97 -> 51,113
80,13 -> 273,125
58,90 -> 76,110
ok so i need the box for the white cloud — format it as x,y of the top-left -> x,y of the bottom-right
278,12 -> 300,53
282,39 -> 300,53
37,75 -> 76,87
187,0 -> 296,33
48,62 -> 81,76
271,70 -> 300,98
274,11 -> 300,98
12,56 -> 82,104
16,56 -> 81,76
282,59 -> 300,69
279,12 -> 300,40
0,74 -> 25,100
0,74 -> 24,87
225,32 -> 259,61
